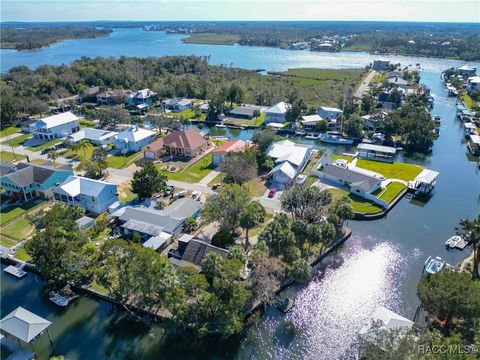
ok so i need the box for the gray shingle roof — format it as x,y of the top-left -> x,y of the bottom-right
181,239 -> 229,267
2,163 -> 65,187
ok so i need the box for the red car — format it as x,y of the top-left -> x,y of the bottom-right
268,188 -> 277,198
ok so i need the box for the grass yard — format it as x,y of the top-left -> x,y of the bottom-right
0,126 -> 21,138
1,218 -> 35,241
356,159 -> 423,181
302,152 -> 321,175
14,246 -> 32,262
372,73 -> 387,84
118,181 -> 138,204
0,151 -> 26,163
0,200 -> 45,226
330,154 -> 354,162
461,93 -> 478,110
377,182 -> 407,203
162,154 -> 215,183
0,234 -> 18,248
80,119 -> 97,128
207,172 -> 226,187
27,138 -> 62,151
328,188 -> 384,214
0,133 -> 32,147
248,212 -> 273,237
107,151 -> 142,169
91,279 -> 109,295
61,144 -> 94,161
182,33 -> 241,45
168,108 -> 198,119
246,178 -> 268,197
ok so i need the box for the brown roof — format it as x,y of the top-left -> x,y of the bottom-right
211,140 -> 246,154
181,239 -> 229,266
144,138 -> 164,152
163,128 -> 207,150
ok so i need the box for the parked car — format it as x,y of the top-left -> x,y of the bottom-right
173,190 -> 188,199
212,183 -> 224,190
164,186 -> 174,197
268,188 -> 277,198
41,147 -> 52,155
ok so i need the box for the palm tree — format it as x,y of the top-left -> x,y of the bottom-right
77,140 -> 90,159
239,201 -> 266,248
47,150 -> 59,167
457,215 -> 480,279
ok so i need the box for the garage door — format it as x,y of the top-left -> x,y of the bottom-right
144,151 -> 155,160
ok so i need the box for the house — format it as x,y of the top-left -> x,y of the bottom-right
229,105 -> 264,119
211,139 -> 246,166
468,134 -> 480,155
30,112 -> 80,141
114,126 -> 156,153
143,138 -> 165,160
315,156 -> 384,197
128,88 -> 156,107
163,98 -> 193,112
456,65 -> 477,77
68,128 -> 118,146
388,76 -> 408,89
317,106 -> 343,121
300,114 -> 323,131
181,239 -> 229,267
53,176 -> 118,214
96,89 -> 132,105
467,76 -> 480,94
76,216 -> 95,230
359,306 -> 414,349
372,60 -> 390,71
162,128 -> 208,158
113,197 -> 202,244
267,140 -> 312,188
356,143 -> 397,163
199,102 -> 210,113
265,101 -> 291,124
361,113 -> 387,131
0,163 -> 73,202
79,86 -> 100,103
0,163 -> 15,177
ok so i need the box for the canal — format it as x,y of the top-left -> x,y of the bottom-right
1,28 -> 479,359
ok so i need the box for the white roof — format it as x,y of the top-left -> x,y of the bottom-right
266,122 -> 285,129
301,114 -> 323,124
469,134 -> 480,145
269,161 -> 297,179
458,65 -> 476,71
414,168 -> 439,185
318,106 -> 343,113
57,176 -> 116,197
0,307 -> 51,343
69,128 -> 118,142
357,143 -> 397,154
267,140 -> 310,167
359,306 -> 414,338
464,122 -> 477,130
36,111 -> 79,129
266,101 -> 291,114
467,76 -> 480,84
134,88 -> 154,99
143,232 -> 172,250
115,126 -> 156,143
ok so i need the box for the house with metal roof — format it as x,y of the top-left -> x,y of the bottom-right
388,76 -> 408,89
68,128 -> 118,146
317,106 -> 343,121
300,114 -> 324,131
114,126 -> 156,153
162,98 -> 193,112
53,176 -> 118,214
265,101 -> 291,124
0,306 -> 53,345
30,111 -> 80,141
0,163 -> 73,202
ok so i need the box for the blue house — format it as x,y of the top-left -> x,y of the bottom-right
0,163 -> 73,202
114,126 -> 156,153
53,176 -> 118,214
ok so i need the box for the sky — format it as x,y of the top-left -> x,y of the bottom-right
1,0 -> 479,23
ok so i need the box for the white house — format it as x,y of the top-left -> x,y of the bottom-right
300,114 -> 323,131
53,176 -> 118,214
467,76 -> 480,94
163,98 -> 193,112
317,106 -> 343,121
265,101 -> 292,123
30,112 -> 80,141
388,76 -> 408,89
267,140 -> 311,188
68,128 -> 118,146
114,126 -> 156,153
128,88 -> 156,107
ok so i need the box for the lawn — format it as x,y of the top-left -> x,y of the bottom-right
0,200 -> 45,226
302,152 -> 321,175
0,234 -> 17,248
182,33 -> 241,45
329,188 -> 384,214
0,133 -> 31,147
330,154 -> 354,162
246,178 -> 268,197
251,113 -> 266,126
14,246 -> 32,262
107,151 -> 142,169
1,218 -> 35,241
118,181 -> 138,204
27,138 -> 62,151
169,108 -> 198,120
80,119 -> 97,128
377,182 -> 407,203
0,151 -> 26,163
207,172 -> 226,187
356,159 -> 423,181
61,144 -> 94,161
162,154 -> 215,183
0,126 -> 21,138
461,93 -> 478,110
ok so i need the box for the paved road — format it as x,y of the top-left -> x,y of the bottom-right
354,70 -> 376,98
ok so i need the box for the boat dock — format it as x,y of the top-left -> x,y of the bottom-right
3,263 -> 27,278
453,238 -> 468,250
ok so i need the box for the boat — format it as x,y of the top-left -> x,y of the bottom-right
211,135 -> 231,141
424,256 -> 445,275
3,263 -> 27,279
49,286 -> 78,307
305,134 -> 319,140
445,235 -> 461,249
214,124 -> 227,128
319,133 -> 354,145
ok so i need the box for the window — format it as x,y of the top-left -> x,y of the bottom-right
91,197 -> 95,202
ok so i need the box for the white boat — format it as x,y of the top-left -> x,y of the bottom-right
305,134 -> 319,140
424,256 -> 445,275
319,134 -> 354,145
211,135 -> 231,141
445,235 -> 462,249
49,293 -> 70,307
214,124 -> 227,128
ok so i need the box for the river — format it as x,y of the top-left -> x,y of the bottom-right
1,27 -> 480,360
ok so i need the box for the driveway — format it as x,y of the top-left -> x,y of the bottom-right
354,70 -> 376,98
